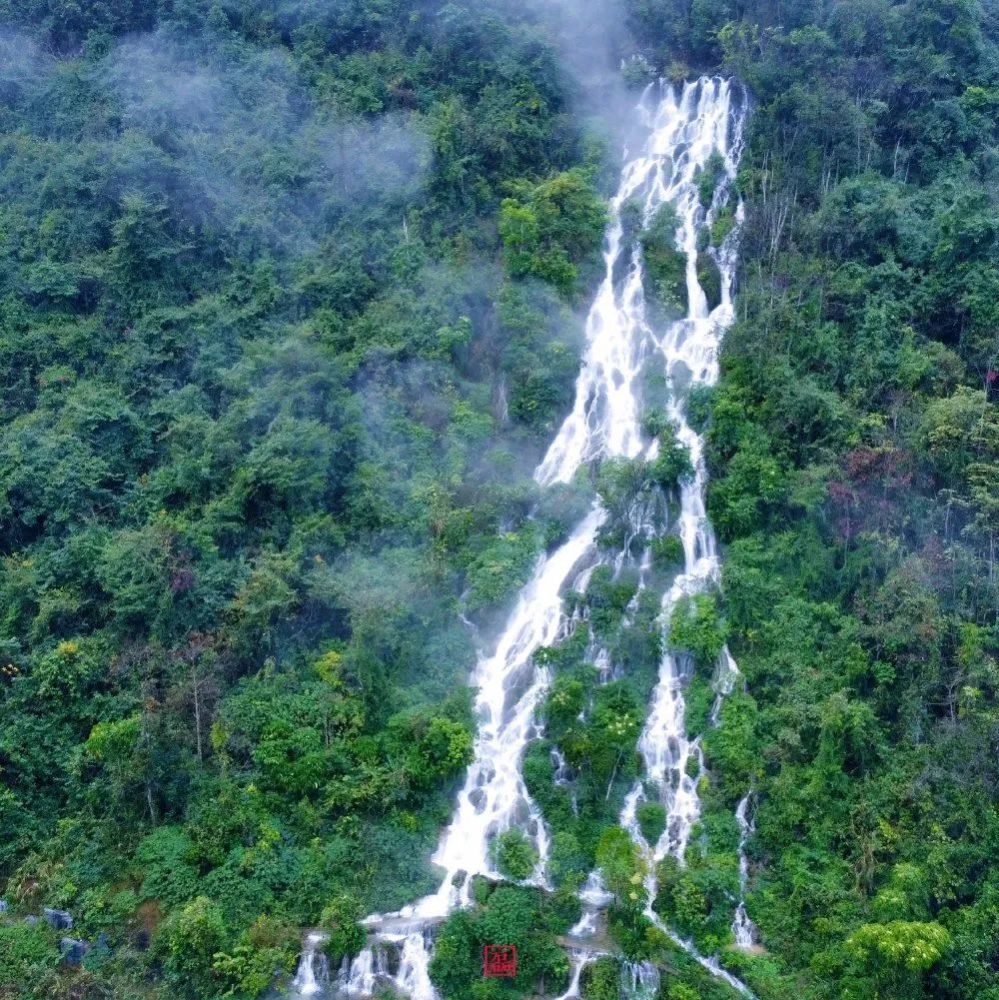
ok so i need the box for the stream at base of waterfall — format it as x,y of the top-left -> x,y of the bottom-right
289,77 -> 759,1000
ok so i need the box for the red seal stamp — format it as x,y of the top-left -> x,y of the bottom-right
483,944 -> 517,977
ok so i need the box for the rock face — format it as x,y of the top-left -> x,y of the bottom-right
44,908 -> 74,930
0,900 -> 8,914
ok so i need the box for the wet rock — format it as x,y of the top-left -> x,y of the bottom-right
44,908 -> 73,930
60,937 -> 89,966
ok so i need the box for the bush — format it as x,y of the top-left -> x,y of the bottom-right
696,252 -> 721,311
649,428 -> 694,492
636,801 -> 667,845
640,205 -> 687,315
500,171 -> 607,297
549,832 -> 588,889
668,595 -> 727,671
321,894 -> 366,963
651,534 -> 684,570
582,956 -> 622,1000
594,827 -> 644,906
685,385 -> 714,434
696,152 -> 727,209
493,830 -> 539,882
158,896 -> 227,993
0,923 -> 59,989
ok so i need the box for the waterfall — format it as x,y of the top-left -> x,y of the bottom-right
618,76 -> 746,867
291,932 -> 330,997
621,961 -> 660,1000
607,78 -> 757,998
732,792 -> 759,948
292,76 -> 756,1000
567,870 -> 614,938
392,930 -> 437,1000
556,951 -> 595,1000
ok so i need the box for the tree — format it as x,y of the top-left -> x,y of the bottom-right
500,171 -> 606,296
493,829 -> 539,882
160,896 -> 227,994
846,921 -> 951,995
595,827 -> 645,908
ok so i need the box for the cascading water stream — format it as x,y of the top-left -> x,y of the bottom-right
732,792 -> 759,948
291,932 -> 330,997
557,951 -> 596,1000
289,77 -> 756,1000
560,78 -> 758,998
607,79 -> 757,998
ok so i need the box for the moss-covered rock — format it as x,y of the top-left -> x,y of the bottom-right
696,252 -> 722,311
640,205 -> 687,316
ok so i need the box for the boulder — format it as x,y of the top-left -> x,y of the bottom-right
0,900 -> 8,914
44,908 -> 73,930
60,937 -> 89,966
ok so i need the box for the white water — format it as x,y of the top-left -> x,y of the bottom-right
292,933 -> 330,997
605,78 -> 757,999
557,951 -> 595,1000
732,792 -> 759,948
617,75 -> 745,867
291,77 -> 756,1000
621,960 -> 660,1000
567,870 -> 614,938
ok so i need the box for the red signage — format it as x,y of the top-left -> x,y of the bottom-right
483,944 -> 517,978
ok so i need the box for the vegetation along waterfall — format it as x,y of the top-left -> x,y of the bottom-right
6,1 -> 997,997
289,76 -> 755,1000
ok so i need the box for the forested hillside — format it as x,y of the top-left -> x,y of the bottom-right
1,0 -> 998,999
704,2 -> 999,997
0,2 -> 608,996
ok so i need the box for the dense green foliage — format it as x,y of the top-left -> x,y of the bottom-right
3,0 -> 999,998
430,884 -> 575,1000
0,0 -> 609,996
659,0 -> 999,996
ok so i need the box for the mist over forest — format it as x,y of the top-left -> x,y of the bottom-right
1,1 -> 999,999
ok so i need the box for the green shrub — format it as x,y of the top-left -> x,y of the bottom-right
595,827 -> 645,907
636,801 -> 667,845
158,896 -> 227,993
668,595 -> 727,671
696,152 -> 726,209
549,832 -> 588,889
685,385 -> 715,434
466,526 -> 542,612
649,428 -> 694,492
651,534 -> 684,570
696,252 -> 721,311
500,171 -> 607,297
493,830 -> 539,882
0,923 -> 59,989
321,894 -> 366,963
640,205 -> 687,315
582,956 -> 622,1000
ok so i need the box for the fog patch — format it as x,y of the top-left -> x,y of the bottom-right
101,31 -> 429,252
